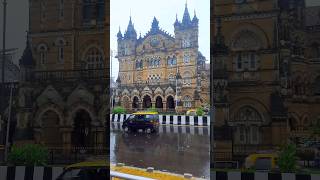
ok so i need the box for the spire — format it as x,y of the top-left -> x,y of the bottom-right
20,32 -> 35,67
182,2 -> 191,25
117,27 -> 123,39
124,16 -> 137,39
174,13 -> 180,27
192,9 -> 198,25
151,16 -> 159,33
213,17 -> 228,54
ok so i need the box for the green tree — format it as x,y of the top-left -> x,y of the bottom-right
278,143 -> 297,173
112,106 -> 126,114
8,144 -> 49,166
196,107 -> 204,116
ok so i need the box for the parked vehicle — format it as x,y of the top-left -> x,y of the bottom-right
122,111 -> 159,133
244,153 -> 279,171
186,109 -> 197,116
56,160 -> 108,180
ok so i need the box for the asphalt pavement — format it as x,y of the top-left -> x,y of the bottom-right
110,123 -> 210,179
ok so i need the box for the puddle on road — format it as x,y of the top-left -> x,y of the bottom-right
110,126 -> 210,179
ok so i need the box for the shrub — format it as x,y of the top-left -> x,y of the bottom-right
147,107 -> 158,112
278,143 -> 297,173
196,107 -> 204,116
8,144 -> 48,166
112,106 -> 126,114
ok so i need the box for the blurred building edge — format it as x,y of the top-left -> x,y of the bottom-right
115,3 -> 210,113
212,0 -> 320,164
0,48 -> 20,161
3,0 -> 110,164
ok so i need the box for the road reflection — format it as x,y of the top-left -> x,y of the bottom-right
110,124 -> 210,179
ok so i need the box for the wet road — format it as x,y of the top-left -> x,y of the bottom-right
110,123 -> 210,179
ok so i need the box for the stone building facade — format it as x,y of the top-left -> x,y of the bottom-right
15,0 -> 108,160
115,4 -> 209,113
212,0 -> 320,161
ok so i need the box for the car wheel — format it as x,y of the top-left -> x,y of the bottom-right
123,126 -> 129,132
145,128 -> 152,134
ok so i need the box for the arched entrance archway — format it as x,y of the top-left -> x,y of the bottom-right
41,110 -> 62,147
132,96 -> 139,109
166,96 -> 175,109
72,109 -> 92,147
122,96 -> 130,109
155,96 -> 163,109
143,95 -> 152,109
233,106 -> 262,145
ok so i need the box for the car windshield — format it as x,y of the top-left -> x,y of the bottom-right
60,167 -> 107,180
255,157 -> 272,170
127,115 -> 135,120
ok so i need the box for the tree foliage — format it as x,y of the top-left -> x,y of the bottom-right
112,106 -> 126,114
278,143 -> 297,173
8,144 -> 49,166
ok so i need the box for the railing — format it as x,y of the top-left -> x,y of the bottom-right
110,171 -> 156,180
233,144 -> 276,155
47,146 -> 108,165
125,108 -> 177,114
26,68 -> 109,82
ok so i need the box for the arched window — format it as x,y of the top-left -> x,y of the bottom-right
59,0 -> 64,19
310,43 -> 320,58
183,54 -> 191,64
82,0 -> 92,22
314,76 -> 320,95
234,106 -> 262,144
183,71 -> 192,86
56,39 -> 65,64
84,47 -> 104,69
37,44 -> 48,65
167,56 -> 177,66
183,96 -> 192,108
168,74 -> 175,83
232,30 -> 260,72
97,0 -> 105,22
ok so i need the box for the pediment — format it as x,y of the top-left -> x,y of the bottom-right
36,85 -> 64,107
154,87 -> 163,95
165,86 -> 175,95
67,84 -> 94,106
122,89 -> 130,96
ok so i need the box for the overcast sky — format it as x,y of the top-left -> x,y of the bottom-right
1,0 -> 320,74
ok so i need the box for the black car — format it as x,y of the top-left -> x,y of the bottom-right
122,112 -> 159,133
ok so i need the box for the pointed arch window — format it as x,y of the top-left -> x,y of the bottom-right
59,0 -> 64,19
183,71 -> 192,86
234,106 -> 262,144
84,47 -> 104,69
56,39 -> 65,64
183,54 -> 191,64
37,44 -> 48,65
97,0 -> 105,22
183,95 -> 192,108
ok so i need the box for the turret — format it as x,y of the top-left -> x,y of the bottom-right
151,17 -> 160,33
19,36 -> 35,81
174,3 -> 199,48
117,27 -> 123,40
181,3 -> 191,26
192,10 -> 198,26
120,16 -> 137,56
124,16 -> 137,40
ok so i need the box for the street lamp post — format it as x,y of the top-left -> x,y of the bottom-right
4,83 -> 13,162
1,0 -> 7,159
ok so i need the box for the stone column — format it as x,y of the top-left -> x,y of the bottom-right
60,127 -> 73,155
96,127 -> 105,154
33,128 -> 42,144
163,101 -> 167,112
